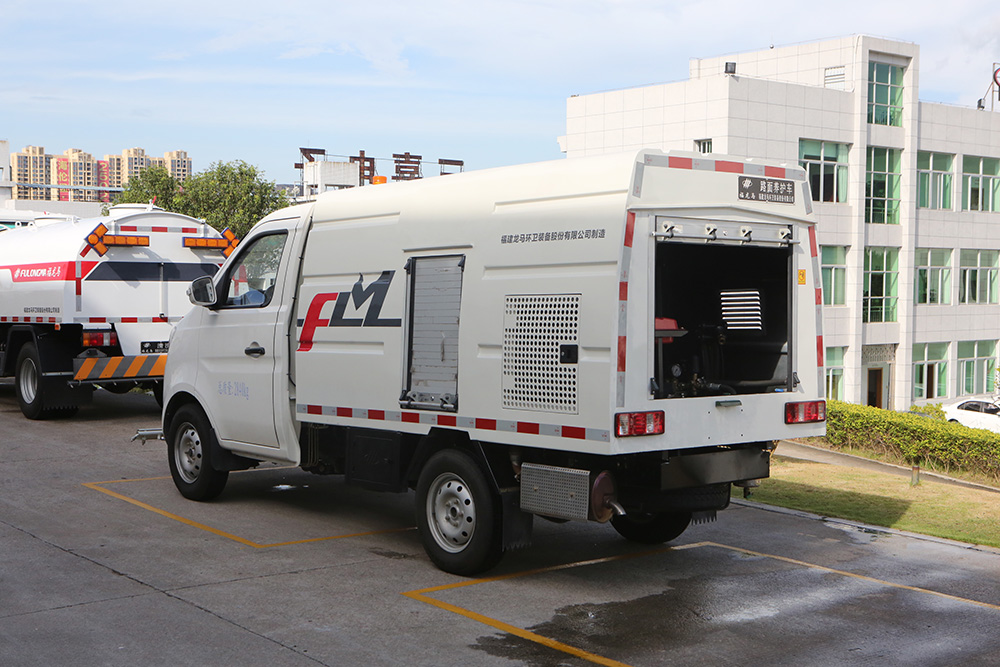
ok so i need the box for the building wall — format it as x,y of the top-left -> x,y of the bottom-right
561,35 -> 1000,411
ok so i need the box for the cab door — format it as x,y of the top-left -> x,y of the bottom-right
197,230 -> 289,449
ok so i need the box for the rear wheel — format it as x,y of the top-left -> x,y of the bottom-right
415,449 -> 503,575
167,404 -> 229,501
611,511 -> 692,544
15,343 -> 45,419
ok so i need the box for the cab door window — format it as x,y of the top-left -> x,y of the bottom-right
221,233 -> 287,308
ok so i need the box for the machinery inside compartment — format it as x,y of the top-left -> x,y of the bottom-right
653,241 -> 792,398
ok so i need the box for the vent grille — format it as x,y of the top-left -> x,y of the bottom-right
721,289 -> 763,331
502,295 -> 579,413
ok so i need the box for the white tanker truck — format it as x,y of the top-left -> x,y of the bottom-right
0,204 -> 235,418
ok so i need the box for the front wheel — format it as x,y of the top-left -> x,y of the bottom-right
611,511 -> 692,544
415,449 -> 503,575
167,404 -> 229,501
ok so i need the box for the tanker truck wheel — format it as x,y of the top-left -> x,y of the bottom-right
611,511 -> 692,544
167,404 -> 229,501
415,449 -> 503,575
15,343 -> 79,419
15,343 -> 50,419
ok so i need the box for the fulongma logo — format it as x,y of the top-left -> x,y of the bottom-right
297,271 -> 402,351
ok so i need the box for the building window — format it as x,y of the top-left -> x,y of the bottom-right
914,248 -> 951,305
826,346 -> 846,400
866,147 -> 901,224
958,340 -> 998,396
961,156 -> 1000,212
913,343 -> 948,400
959,249 -> 999,304
800,140 -> 848,203
868,62 -> 903,126
863,247 -> 898,323
695,139 -> 712,154
820,246 -> 848,305
917,152 -> 953,210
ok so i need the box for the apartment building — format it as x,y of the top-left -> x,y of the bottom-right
560,36 -> 1000,411
9,146 -> 193,202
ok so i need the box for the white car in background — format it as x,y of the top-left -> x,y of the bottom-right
942,399 -> 1000,435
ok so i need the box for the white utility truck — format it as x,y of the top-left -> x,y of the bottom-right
0,204 -> 234,418
156,150 -> 826,574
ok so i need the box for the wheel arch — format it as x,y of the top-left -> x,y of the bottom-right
164,393 -> 259,473
3,326 -> 38,376
405,428 -> 514,493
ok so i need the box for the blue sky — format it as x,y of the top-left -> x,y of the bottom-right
4,0 -> 999,185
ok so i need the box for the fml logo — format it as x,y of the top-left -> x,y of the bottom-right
297,271 -> 402,352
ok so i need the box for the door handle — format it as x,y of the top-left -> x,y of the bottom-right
244,343 -> 266,358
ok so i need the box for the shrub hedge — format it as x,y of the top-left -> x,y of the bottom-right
823,400 -> 1000,481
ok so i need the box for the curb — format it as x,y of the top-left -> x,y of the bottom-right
732,497 -> 1000,556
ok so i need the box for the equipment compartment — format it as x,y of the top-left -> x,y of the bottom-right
652,239 -> 792,398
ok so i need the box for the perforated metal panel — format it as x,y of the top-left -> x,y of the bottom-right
502,294 -> 579,413
519,463 -> 590,520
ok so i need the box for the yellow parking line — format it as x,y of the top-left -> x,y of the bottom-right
82,477 -> 414,548
404,539 -> 1000,666
83,482 -> 260,547
404,543 -> 709,667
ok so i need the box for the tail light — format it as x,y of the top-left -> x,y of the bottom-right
82,330 -> 118,348
615,411 -> 665,437
785,400 -> 826,424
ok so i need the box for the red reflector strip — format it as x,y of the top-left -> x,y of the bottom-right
293,405 -> 611,442
785,400 -> 826,424
715,160 -> 744,173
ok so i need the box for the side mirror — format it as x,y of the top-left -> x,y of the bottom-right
188,275 -> 218,307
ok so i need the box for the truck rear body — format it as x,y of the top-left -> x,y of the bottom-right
161,150 -> 825,574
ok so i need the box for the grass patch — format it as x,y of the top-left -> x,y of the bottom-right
743,456 -> 1000,549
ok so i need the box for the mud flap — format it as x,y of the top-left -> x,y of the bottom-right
500,487 -> 533,551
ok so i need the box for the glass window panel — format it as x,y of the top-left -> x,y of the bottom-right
984,158 -> 1000,175
917,152 -> 930,170
964,156 -> 981,174
800,139 -> 822,160
928,343 -> 948,360
933,154 -> 952,171
873,148 -> 887,172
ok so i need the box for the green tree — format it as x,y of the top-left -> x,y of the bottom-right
178,160 -> 288,238
111,165 -> 182,211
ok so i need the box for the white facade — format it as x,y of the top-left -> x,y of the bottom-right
561,35 -> 1000,411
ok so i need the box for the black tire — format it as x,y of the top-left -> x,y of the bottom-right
415,449 -> 503,576
611,511 -> 692,544
15,343 -> 48,420
167,404 -> 229,501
